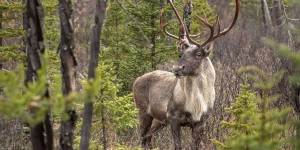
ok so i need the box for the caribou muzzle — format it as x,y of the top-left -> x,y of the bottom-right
173,65 -> 186,77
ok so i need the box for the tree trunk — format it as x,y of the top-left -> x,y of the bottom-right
101,98 -> 107,150
295,87 -> 300,150
183,1 -> 192,33
0,12 -> 2,70
79,0 -> 107,149
261,0 -> 272,27
165,0 -> 173,46
273,0 -> 282,26
150,3 -> 156,70
25,0 -> 53,149
58,0 -> 78,149
0,12 -> 2,47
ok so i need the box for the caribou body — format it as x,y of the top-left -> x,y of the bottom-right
133,0 -> 240,149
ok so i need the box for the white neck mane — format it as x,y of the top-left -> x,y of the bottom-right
176,58 -> 216,121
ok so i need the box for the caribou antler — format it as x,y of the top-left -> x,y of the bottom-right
160,2 -> 203,42
160,10 -> 180,40
162,0 -> 241,48
192,0 -> 241,47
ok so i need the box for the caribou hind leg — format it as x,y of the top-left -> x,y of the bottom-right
143,120 -> 166,148
138,112 -> 153,149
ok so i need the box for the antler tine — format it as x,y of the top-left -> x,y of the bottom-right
168,0 -> 187,39
218,0 -> 241,36
197,14 -> 213,29
186,14 -> 215,47
160,10 -> 180,40
197,14 -> 220,46
189,32 -> 203,38
202,0 -> 240,46
189,0 -> 241,47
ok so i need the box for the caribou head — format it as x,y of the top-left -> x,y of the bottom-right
161,0 -> 240,77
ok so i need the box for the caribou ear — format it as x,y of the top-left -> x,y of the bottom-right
203,42 -> 213,57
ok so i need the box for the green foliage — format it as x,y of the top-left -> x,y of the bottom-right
100,93 -> 138,132
191,0 -> 215,35
0,44 -> 25,61
0,55 -> 49,125
0,28 -> 24,38
263,27 -> 300,150
263,29 -> 300,85
212,66 -> 291,150
0,0 -> 59,66
92,63 -> 137,145
0,2 -> 23,13
43,0 -> 60,51
212,84 -> 258,149
0,1 -> 25,62
103,1 -> 160,94
74,62 -> 138,149
0,54 -> 72,125
238,66 -> 285,90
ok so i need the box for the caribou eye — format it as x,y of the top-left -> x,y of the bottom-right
196,52 -> 202,58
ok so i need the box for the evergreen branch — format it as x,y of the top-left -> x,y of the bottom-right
0,28 -> 25,38
116,0 -> 152,49
0,16 -> 23,23
0,2 -> 24,13
0,44 -> 22,50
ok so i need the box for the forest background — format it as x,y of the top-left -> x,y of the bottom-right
0,0 -> 300,149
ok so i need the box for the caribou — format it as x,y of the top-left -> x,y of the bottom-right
133,0 -> 240,149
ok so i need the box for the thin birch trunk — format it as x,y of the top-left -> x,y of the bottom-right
58,0 -> 78,149
79,0 -> 107,149
261,0 -> 272,27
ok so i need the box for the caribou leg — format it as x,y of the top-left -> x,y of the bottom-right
138,112 -> 153,149
170,117 -> 182,150
143,120 -> 166,149
191,123 -> 203,150
191,112 -> 210,150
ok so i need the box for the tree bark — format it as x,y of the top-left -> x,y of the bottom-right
261,0 -> 272,27
101,98 -> 107,150
295,87 -> 300,150
150,3 -> 156,70
58,0 -> 78,149
79,0 -> 107,149
273,0 -> 282,26
0,12 -> 2,47
165,0 -> 173,46
25,0 -> 53,149
183,1 -> 192,33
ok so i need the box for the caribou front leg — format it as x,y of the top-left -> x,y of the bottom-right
170,117 -> 182,150
191,123 -> 203,150
191,111 -> 211,150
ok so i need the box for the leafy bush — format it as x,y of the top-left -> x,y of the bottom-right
212,66 -> 292,150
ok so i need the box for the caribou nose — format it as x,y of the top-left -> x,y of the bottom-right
173,65 -> 185,71
173,65 -> 185,76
